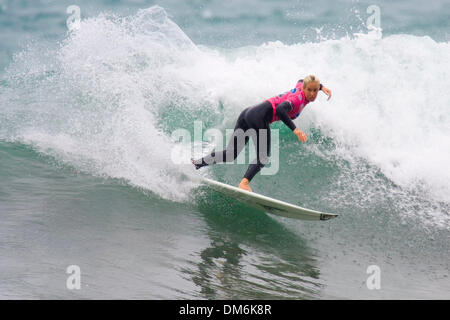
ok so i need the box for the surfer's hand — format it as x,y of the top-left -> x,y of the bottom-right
321,86 -> 332,100
293,128 -> 308,143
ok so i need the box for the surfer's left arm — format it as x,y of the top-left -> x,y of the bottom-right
321,85 -> 332,100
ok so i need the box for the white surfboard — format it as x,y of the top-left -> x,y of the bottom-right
201,178 -> 338,221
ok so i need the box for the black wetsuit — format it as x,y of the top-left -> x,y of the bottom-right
193,79 -> 320,181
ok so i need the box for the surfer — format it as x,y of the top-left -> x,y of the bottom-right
192,75 -> 332,192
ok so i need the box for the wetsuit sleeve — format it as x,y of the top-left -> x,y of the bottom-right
275,101 -> 297,131
298,79 -> 323,90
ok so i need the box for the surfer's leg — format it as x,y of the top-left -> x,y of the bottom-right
192,109 -> 249,169
238,129 -> 268,192
243,125 -> 271,182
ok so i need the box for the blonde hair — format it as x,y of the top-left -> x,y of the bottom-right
303,75 -> 320,88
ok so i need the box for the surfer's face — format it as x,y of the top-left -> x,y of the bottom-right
304,82 -> 320,102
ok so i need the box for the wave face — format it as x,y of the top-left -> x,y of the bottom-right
1,6 -> 449,227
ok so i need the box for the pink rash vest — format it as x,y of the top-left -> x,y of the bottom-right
266,80 -> 310,124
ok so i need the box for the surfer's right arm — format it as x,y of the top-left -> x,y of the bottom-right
275,101 -> 296,130
275,101 -> 308,143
